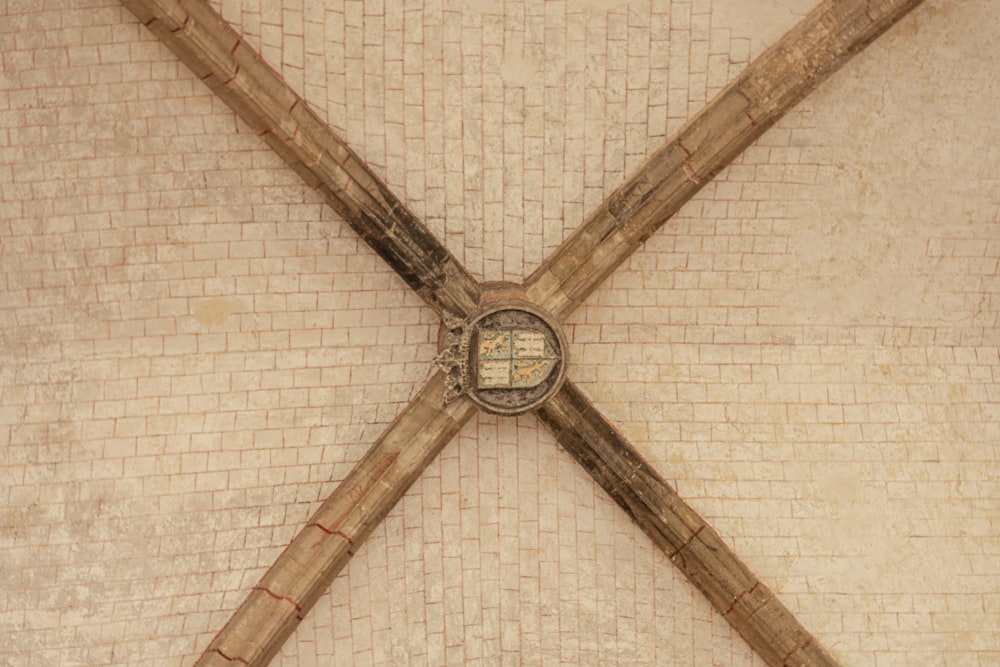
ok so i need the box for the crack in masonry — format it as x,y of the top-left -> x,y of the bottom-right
781,638 -> 812,666
677,137 -> 692,158
213,648 -> 250,665
722,582 -> 761,617
222,64 -> 239,85
677,139 -> 708,183
254,586 -> 303,613
683,162 -> 707,184
737,87 -> 758,126
309,521 -> 354,549
668,524 -> 704,560
170,13 -> 189,34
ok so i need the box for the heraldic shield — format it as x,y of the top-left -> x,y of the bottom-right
476,328 -> 558,389
434,301 -> 567,414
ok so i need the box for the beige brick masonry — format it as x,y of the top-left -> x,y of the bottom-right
1,1 -> 998,666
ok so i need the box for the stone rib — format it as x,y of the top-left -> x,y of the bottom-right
536,380 -> 841,667
122,0 -> 481,318
195,372 -> 478,666
524,0 -> 923,320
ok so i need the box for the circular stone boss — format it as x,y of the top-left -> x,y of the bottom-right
463,302 -> 568,415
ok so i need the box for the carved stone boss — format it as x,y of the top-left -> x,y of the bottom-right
435,300 -> 568,415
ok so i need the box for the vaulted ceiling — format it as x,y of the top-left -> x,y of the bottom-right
1,1 -> 998,665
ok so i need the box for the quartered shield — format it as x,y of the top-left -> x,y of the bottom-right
477,328 -> 559,389
434,302 -> 568,414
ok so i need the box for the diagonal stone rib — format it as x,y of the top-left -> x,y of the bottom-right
122,0 -> 481,318
525,0 -> 923,320
536,380 -> 840,667
195,372 -> 478,667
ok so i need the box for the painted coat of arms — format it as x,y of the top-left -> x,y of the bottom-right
476,329 -> 558,389
434,303 -> 567,413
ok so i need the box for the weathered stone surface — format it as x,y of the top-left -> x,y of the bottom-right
7,1 -> 1000,666
195,373 -> 477,666
117,1 -> 922,666
536,380 -> 840,667
121,0 -> 481,318
525,0 -> 925,320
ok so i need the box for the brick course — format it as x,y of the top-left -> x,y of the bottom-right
1,1 -> 998,665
